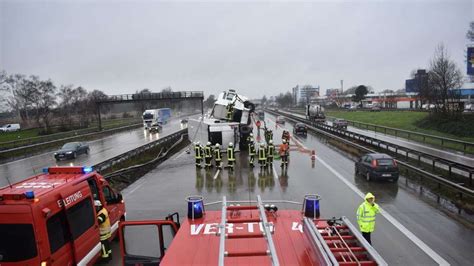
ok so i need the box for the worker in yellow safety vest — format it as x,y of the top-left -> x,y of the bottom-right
95,200 -> 112,261
356,192 -> 380,245
248,138 -> 256,167
258,143 -> 267,168
204,142 -> 213,168
227,142 -> 235,169
267,139 -> 275,165
194,142 -> 203,168
214,143 -> 222,169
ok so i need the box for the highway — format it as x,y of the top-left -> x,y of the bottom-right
0,117 -> 189,188
283,110 -> 474,167
101,112 -> 474,265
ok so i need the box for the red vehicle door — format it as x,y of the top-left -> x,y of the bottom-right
101,185 -> 124,235
119,220 -> 179,266
60,181 -> 101,265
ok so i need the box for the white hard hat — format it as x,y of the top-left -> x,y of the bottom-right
207,141 -> 211,146
260,143 -> 264,146
269,140 -> 273,144
215,143 -> 220,147
282,139 -> 286,144
196,141 -> 200,145
229,142 -> 233,146
94,200 -> 102,207
250,133 -> 253,136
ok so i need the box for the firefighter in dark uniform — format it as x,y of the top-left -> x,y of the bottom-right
204,142 -> 213,168
227,142 -> 235,169
194,142 -> 203,168
226,103 -> 234,121
258,142 -> 267,168
214,143 -> 222,169
267,139 -> 275,165
95,200 -> 112,261
248,138 -> 256,167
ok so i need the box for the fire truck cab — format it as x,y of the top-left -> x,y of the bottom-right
0,166 -> 126,266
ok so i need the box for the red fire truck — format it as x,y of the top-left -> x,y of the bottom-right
0,166 -> 126,266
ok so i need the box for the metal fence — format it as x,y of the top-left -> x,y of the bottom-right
98,91 -> 204,103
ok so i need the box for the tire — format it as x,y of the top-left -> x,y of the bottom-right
85,148 -> 89,155
366,172 -> 371,182
354,165 -> 359,176
73,152 -> 77,159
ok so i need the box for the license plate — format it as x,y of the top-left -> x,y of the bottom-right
382,174 -> 391,177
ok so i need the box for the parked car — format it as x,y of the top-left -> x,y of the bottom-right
54,142 -> 89,161
181,118 -> 188,123
355,153 -> 399,182
332,119 -> 348,130
370,106 -> 381,112
293,123 -> 307,135
0,123 -> 20,132
276,116 -> 285,124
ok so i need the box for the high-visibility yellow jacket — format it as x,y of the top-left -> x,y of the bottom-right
356,193 -> 380,233
97,207 -> 111,241
205,146 -> 212,158
248,143 -> 256,156
267,144 -> 275,158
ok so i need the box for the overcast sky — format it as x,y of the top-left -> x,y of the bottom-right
1,0 -> 472,98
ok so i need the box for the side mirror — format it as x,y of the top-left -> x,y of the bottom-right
117,193 -> 123,202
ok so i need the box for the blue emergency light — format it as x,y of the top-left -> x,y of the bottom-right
303,194 -> 321,219
83,167 -> 93,173
25,191 -> 35,199
186,196 -> 204,220
42,168 -> 49,173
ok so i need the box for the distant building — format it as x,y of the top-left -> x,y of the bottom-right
326,88 -> 342,97
292,85 -> 320,105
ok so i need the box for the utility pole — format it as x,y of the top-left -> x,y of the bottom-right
340,80 -> 344,93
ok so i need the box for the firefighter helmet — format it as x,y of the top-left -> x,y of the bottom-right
94,200 -> 102,207
229,142 -> 233,147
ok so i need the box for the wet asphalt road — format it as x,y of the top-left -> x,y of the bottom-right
102,112 -> 474,265
0,117 -> 188,188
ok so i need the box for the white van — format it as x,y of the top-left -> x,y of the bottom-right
0,123 -> 21,132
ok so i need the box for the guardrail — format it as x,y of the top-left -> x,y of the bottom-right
287,108 -> 474,154
93,128 -> 188,173
0,118 -> 142,151
266,109 -> 474,204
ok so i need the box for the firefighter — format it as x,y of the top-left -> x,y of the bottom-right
282,130 -> 290,144
226,102 -> 234,121
214,143 -> 222,169
258,142 -> 267,168
95,200 -> 112,261
248,138 -> 256,167
194,142 -> 203,168
204,142 -> 213,168
356,192 -> 380,245
279,139 -> 289,168
246,133 -> 254,143
227,142 -> 235,169
265,129 -> 273,143
267,139 -> 275,165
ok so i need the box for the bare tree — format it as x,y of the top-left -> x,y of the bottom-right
29,78 -> 57,132
428,44 -> 463,114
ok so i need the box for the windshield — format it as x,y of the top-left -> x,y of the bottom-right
62,143 -> 77,149
0,224 -> 37,262
143,113 -> 154,120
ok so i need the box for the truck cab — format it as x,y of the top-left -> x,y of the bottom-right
0,166 -> 126,266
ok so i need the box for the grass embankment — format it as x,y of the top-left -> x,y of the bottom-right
0,118 -> 140,144
326,110 -> 474,153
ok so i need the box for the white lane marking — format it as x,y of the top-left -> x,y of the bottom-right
125,181 -> 145,195
213,169 -> 221,180
316,156 -> 450,266
174,149 -> 189,160
77,242 -> 101,266
272,165 -> 278,180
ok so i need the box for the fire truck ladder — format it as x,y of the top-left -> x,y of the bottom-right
303,217 -> 387,266
217,195 -> 280,266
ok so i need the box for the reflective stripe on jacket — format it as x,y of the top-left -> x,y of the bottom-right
205,146 -> 212,158
227,148 -> 235,161
214,148 -> 222,161
194,145 -> 202,159
97,207 -> 111,240
356,201 -> 380,233
248,143 -> 256,155
258,147 -> 266,160
267,145 -> 274,157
